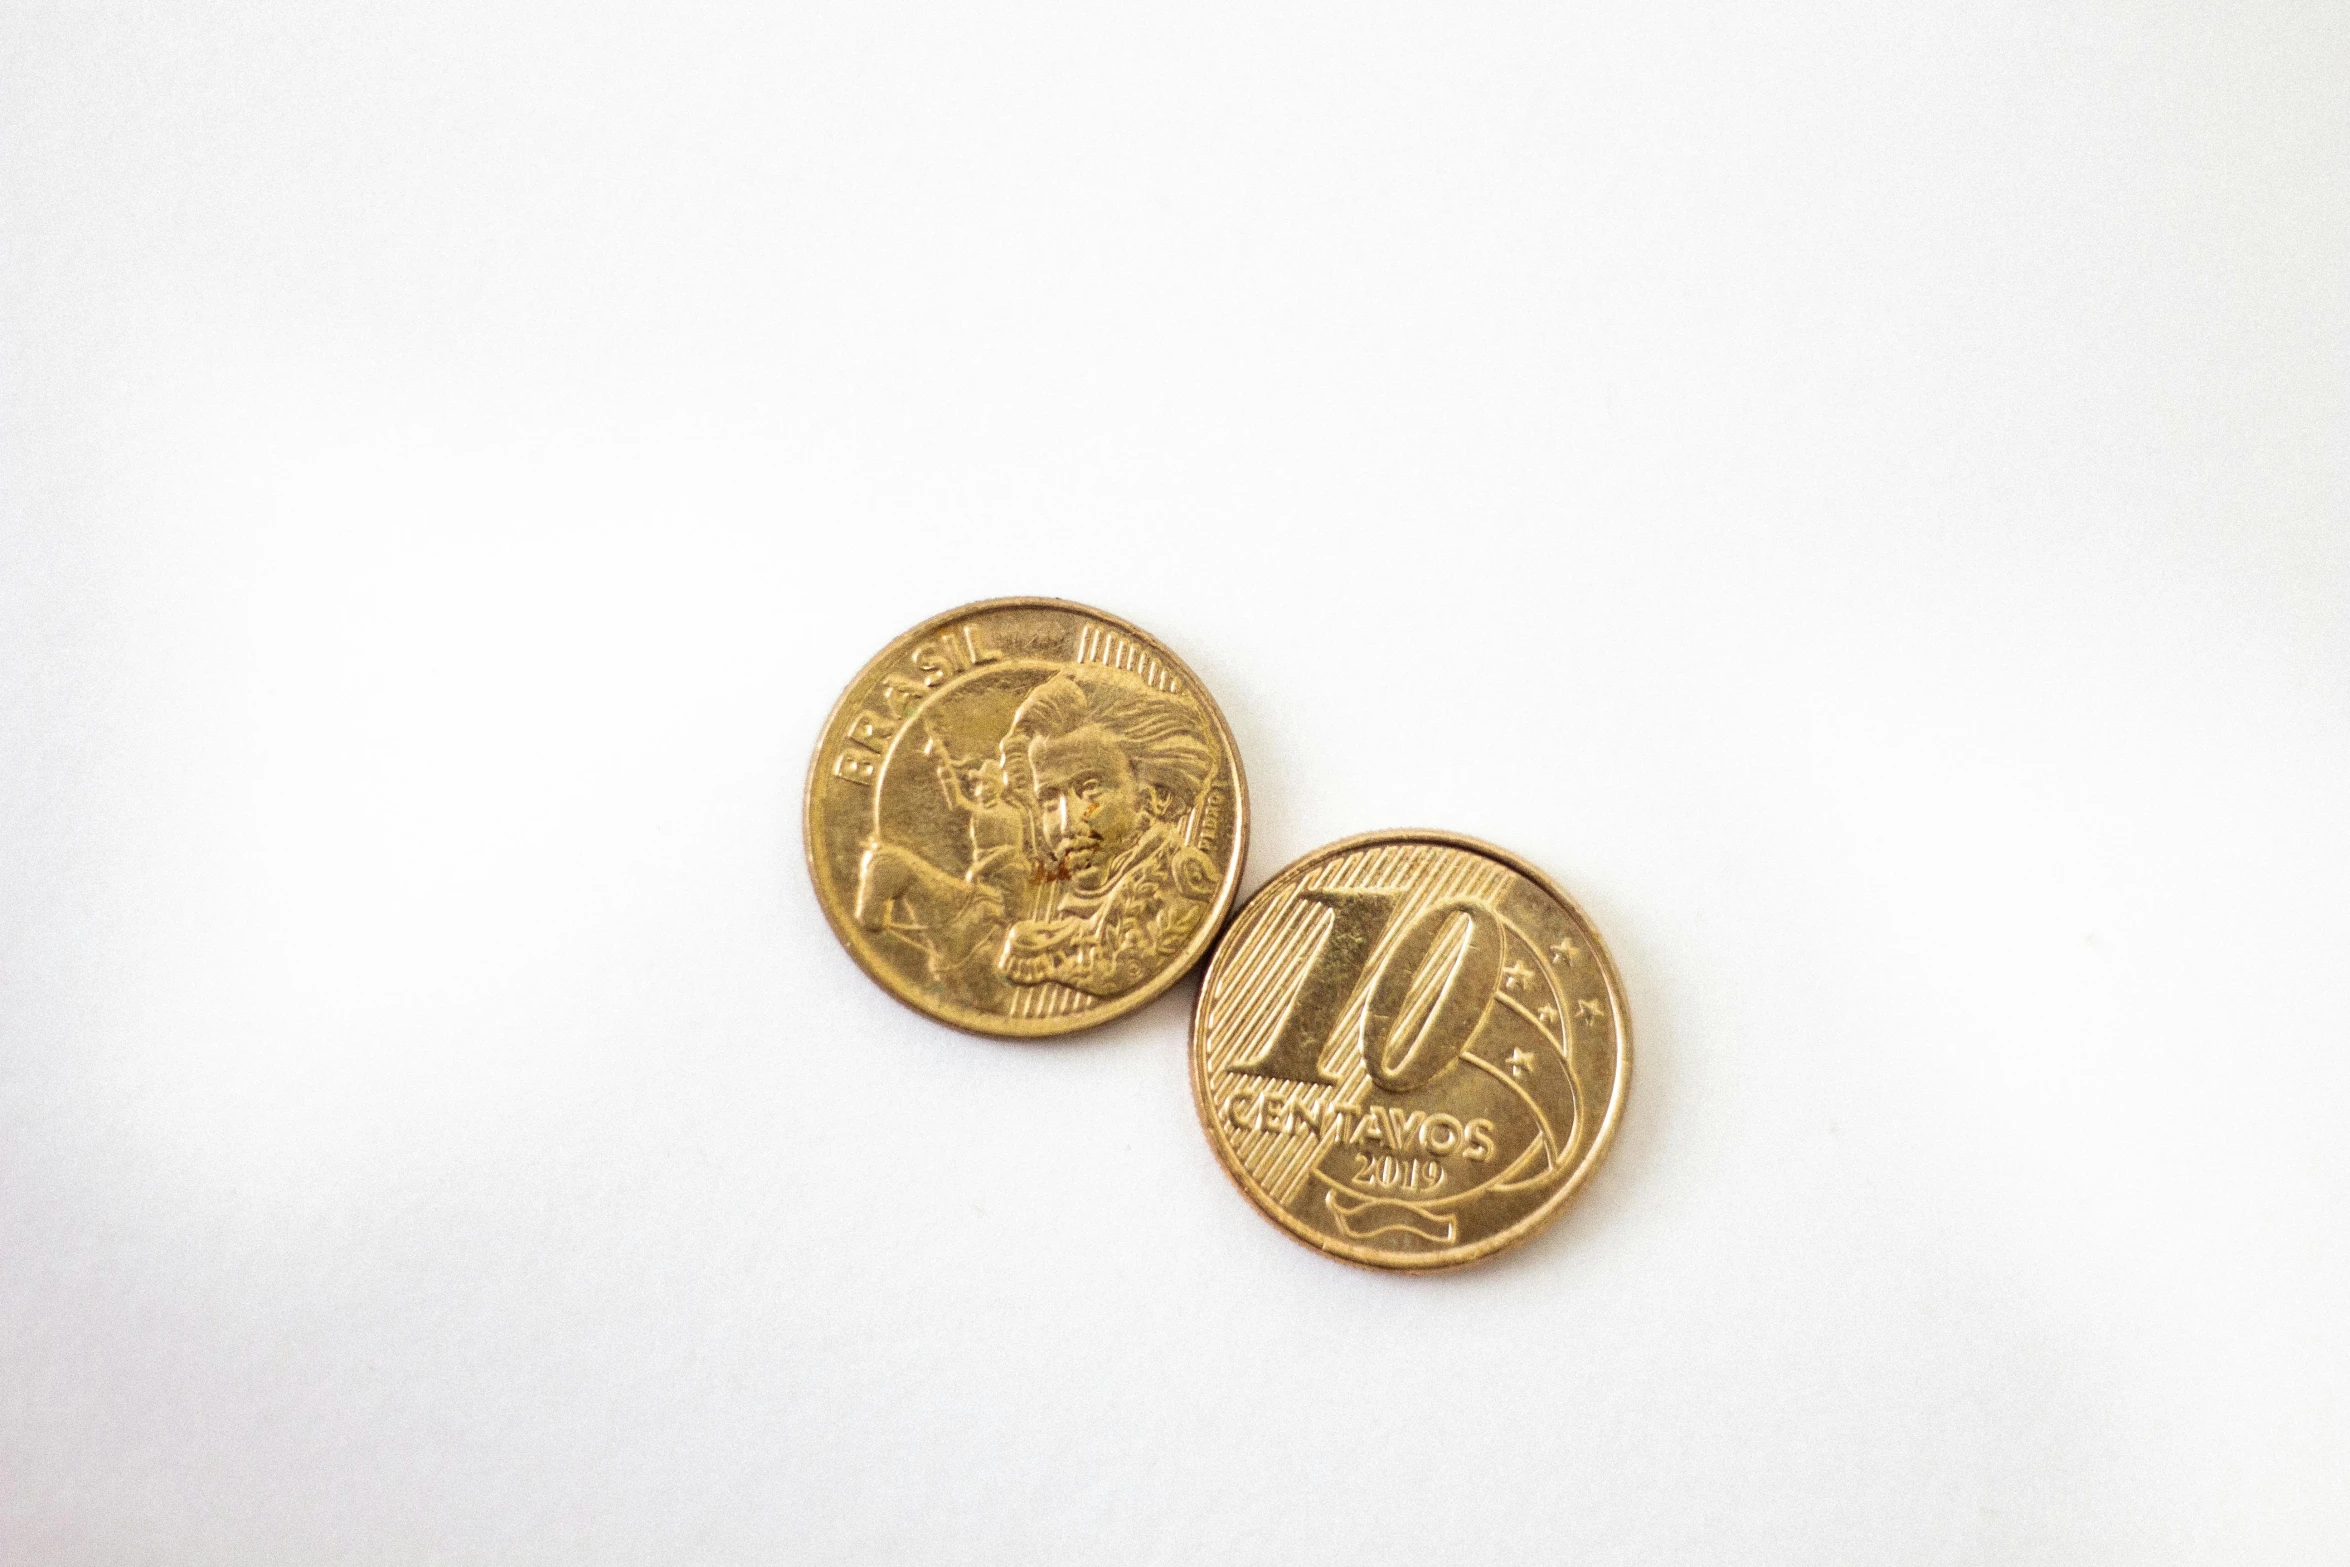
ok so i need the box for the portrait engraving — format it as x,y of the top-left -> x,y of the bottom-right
817,607 -> 1240,1031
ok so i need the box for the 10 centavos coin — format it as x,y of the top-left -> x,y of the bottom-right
805,598 -> 1249,1038
1190,830 -> 1629,1269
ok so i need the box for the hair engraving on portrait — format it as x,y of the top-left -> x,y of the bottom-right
852,666 -> 1223,1012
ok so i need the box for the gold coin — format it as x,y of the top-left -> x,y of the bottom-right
1190,830 -> 1630,1269
804,598 -> 1250,1038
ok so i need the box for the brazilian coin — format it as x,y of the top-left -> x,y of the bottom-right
805,598 -> 1249,1038
1190,830 -> 1630,1269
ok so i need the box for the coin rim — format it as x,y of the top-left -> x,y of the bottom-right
1188,828 -> 1631,1271
804,596 -> 1252,1040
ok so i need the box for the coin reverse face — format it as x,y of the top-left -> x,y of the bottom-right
805,599 -> 1249,1038
1191,831 -> 1630,1269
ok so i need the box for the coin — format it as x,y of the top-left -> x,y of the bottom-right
1189,830 -> 1630,1269
804,598 -> 1250,1038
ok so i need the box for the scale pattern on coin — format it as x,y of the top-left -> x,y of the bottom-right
1191,831 -> 1629,1269
806,599 -> 1249,1038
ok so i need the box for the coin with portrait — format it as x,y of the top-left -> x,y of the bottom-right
805,598 -> 1249,1038
1190,830 -> 1629,1269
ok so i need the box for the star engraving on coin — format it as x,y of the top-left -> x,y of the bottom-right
1189,830 -> 1631,1270
806,599 -> 1249,1038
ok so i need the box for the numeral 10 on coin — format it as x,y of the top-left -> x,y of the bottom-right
1241,891 -> 1504,1092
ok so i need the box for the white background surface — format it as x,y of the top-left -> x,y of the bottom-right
4,3 -> 2346,1561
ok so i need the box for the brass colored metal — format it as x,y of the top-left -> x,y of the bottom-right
1190,830 -> 1630,1269
805,598 -> 1249,1038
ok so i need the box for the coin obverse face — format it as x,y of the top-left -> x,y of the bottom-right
1191,831 -> 1630,1270
805,598 -> 1249,1039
